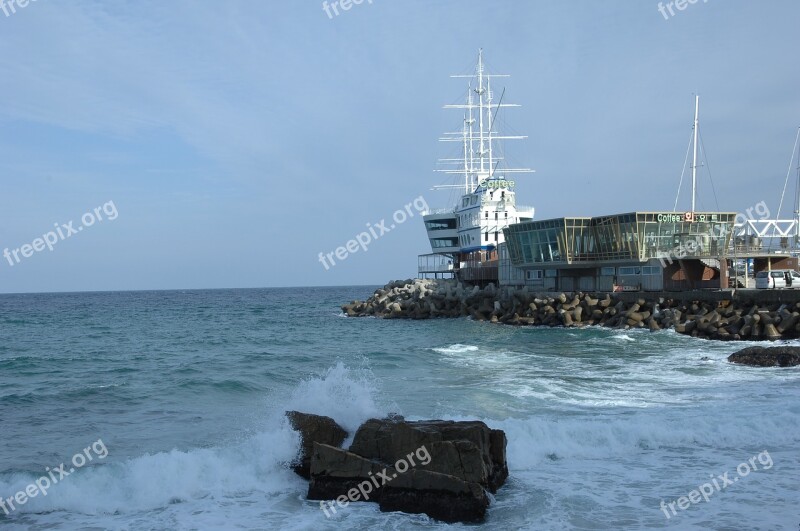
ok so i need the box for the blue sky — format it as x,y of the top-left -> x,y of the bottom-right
1,0 -> 799,292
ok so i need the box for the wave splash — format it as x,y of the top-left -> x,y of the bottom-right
0,363 -> 388,519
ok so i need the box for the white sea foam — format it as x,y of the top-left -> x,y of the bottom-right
431,344 -> 479,354
500,408 -> 799,467
283,362 -> 387,434
2,358 -> 797,530
0,363 -> 392,529
0,426 -> 303,518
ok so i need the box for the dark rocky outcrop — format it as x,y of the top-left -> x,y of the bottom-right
308,443 -> 490,523
295,413 -> 508,523
728,346 -> 800,367
286,411 -> 348,479
342,279 -> 800,341
348,418 -> 508,493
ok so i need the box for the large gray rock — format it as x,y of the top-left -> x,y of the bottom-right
308,443 -> 489,523
728,346 -> 800,367
348,418 -> 508,493
305,416 -> 508,523
286,411 -> 348,479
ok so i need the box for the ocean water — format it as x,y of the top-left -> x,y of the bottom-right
0,287 -> 797,530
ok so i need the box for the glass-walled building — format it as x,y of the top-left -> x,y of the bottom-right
502,212 -> 738,291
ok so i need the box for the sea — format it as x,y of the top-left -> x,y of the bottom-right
0,287 -> 797,530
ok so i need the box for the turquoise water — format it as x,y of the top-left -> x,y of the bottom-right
0,287 -> 798,530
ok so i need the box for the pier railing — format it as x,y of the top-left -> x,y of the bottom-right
418,253 -> 455,278
421,208 -> 455,216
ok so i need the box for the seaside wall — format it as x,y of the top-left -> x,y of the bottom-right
342,279 -> 800,341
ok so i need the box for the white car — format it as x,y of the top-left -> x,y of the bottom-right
755,269 -> 800,289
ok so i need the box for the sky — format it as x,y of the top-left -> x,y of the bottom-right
0,0 -> 799,293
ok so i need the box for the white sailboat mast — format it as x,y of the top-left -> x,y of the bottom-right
434,50 -> 534,192
487,74 -> 494,175
477,50 -> 486,176
691,94 -> 700,212
468,84 -> 475,193
462,113 -> 469,195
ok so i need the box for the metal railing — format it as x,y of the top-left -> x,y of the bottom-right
421,208 -> 455,216
418,253 -> 455,274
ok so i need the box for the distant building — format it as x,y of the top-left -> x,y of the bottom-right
500,211 -> 770,291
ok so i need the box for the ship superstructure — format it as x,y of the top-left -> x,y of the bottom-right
419,50 -> 534,283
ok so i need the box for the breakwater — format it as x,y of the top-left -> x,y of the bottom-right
342,279 -> 800,341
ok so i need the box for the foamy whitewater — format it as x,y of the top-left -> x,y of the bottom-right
0,287 -> 797,530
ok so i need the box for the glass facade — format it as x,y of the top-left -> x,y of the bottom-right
425,219 -> 457,231
431,237 -> 458,248
504,212 -> 736,267
508,218 -> 566,264
593,213 -> 639,261
566,218 -> 595,261
636,212 -> 733,260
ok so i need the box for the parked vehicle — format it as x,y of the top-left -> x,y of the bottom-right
755,269 -> 800,289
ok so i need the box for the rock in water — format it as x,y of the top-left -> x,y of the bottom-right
728,346 -> 800,367
348,418 -> 508,493
286,411 -> 348,479
308,443 -> 489,523
306,416 -> 508,523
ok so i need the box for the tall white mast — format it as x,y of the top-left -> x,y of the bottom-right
477,49 -> 485,176
487,75 -> 494,175
794,127 -> 800,243
691,94 -> 700,212
435,50 -> 534,192
462,113 -> 469,194
467,83 -> 475,192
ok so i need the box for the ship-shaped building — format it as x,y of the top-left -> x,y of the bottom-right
419,52 -> 800,291
418,50 -> 534,284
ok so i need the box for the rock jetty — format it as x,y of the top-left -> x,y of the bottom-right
341,278 -> 800,341
286,411 -> 508,523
